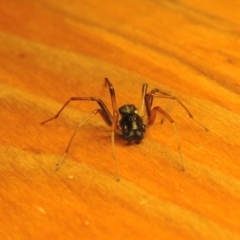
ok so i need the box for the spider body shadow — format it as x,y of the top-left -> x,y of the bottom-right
41,78 -> 208,181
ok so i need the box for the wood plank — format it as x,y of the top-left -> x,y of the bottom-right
0,0 -> 240,239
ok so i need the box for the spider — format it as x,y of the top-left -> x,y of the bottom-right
41,78 -> 208,181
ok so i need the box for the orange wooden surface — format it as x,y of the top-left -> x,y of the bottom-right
1,0 -> 240,239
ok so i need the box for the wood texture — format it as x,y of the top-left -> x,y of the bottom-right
1,0 -> 240,239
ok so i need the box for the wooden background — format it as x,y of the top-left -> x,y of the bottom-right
0,0 -> 240,239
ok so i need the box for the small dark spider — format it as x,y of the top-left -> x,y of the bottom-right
41,78 -> 208,180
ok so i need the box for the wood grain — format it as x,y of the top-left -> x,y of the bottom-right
1,0 -> 240,239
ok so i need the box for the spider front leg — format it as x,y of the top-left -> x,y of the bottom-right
145,93 -> 184,170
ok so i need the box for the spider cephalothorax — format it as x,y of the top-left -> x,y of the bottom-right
41,78 -> 208,180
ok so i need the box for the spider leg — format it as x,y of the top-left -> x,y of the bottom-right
55,108 -> 120,181
56,109 -> 102,170
41,97 -> 113,126
149,88 -> 168,124
159,99 -> 174,124
147,90 -> 208,131
139,83 -> 148,118
105,78 -> 120,181
105,78 -> 118,114
41,88 -> 120,180
145,95 -> 184,170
